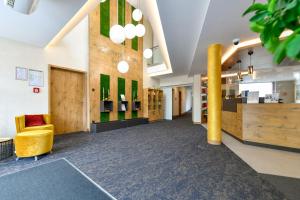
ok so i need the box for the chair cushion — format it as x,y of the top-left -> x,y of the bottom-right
23,124 -> 54,132
25,115 -> 46,127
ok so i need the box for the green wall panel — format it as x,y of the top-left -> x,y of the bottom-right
118,77 -> 126,120
131,6 -> 138,51
100,74 -> 110,122
118,0 -> 125,26
132,80 -> 138,118
100,0 -> 110,37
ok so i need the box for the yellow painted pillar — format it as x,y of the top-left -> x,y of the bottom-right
207,44 -> 222,145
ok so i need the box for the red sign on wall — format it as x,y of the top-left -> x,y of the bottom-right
33,88 -> 40,93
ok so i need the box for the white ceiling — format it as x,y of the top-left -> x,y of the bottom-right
0,0 -> 87,47
189,0 -> 256,75
156,0 -> 210,77
155,0 -> 259,77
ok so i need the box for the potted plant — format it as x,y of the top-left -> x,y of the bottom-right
243,0 -> 300,64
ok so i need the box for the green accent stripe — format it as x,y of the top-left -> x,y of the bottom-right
132,80 -> 138,118
131,6 -> 138,51
118,77 -> 126,120
100,74 -> 110,122
100,0 -> 110,37
118,0 -> 125,26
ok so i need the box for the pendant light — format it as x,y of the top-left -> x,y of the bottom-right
124,24 -> 136,39
110,25 -> 125,44
132,0 -> 143,22
237,60 -> 243,81
117,41 -> 129,73
143,48 -> 153,59
248,49 -> 254,75
136,24 -> 146,37
117,60 -> 129,73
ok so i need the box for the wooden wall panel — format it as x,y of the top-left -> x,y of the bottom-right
50,67 -> 86,135
89,1 -> 143,123
242,104 -> 300,149
222,104 -> 243,140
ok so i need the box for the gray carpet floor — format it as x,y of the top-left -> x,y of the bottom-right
0,114 -> 289,200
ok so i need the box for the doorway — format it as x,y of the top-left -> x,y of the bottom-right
179,91 -> 182,116
49,66 -> 87,135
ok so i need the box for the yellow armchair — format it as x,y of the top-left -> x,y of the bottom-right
14,114 -> 54,160
15,114 -> 54,133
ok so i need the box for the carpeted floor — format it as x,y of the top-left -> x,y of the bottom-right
0,114 -> 288,200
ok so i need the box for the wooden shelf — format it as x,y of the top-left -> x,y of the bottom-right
144,88 -> 163,122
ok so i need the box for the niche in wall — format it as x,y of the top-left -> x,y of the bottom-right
100,74 -> 110,122
118,77 -> 127,120
132,80 -> 138,118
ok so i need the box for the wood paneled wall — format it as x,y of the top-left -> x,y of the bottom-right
89,1 -> 143,123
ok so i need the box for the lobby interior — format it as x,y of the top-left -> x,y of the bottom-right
0,0 -> 300,200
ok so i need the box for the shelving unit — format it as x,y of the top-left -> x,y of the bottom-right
201,81 -> 208,123
144,88 -> 164,122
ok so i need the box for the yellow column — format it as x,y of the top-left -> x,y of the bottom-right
207,44 -> 222,145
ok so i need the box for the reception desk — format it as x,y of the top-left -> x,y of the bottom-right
222,100 -> 300,151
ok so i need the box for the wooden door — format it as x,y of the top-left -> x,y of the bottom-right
50,67 -> 86,135
179,91 -> 182,116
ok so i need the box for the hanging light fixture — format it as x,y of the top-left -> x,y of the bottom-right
136,24 -> 146,37
124,24 -> 136,39
132,0 -> 143,22
237,60 -> 243,81
117,60 -> 129,73
143,48 -> 153,59
100,0 -> 106,2
109,25 -> 125,44
117,37 -> 129,73
248,49 -> 254,75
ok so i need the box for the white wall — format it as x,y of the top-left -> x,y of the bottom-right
192,74 -> 201,123
162,87 -> 172,120
143,18 -> 160,88
185,87 -> 192,112
0,17 -> 88,137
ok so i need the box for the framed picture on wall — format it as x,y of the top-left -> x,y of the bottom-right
29,69 -> 44,87
15,67 -> 28,81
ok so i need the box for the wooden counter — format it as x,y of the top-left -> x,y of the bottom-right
222,103 -> 300,150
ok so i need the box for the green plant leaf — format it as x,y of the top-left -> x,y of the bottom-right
242,3 -> 268,16
273,41 -> 287,64
286,34 -> 300,58
250,11 -> 269,22
273,34 -> 296,63
268,0 -> 277,12
286,0 -> 297,10
250,22 -> 265,33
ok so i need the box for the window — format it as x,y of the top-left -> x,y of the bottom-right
239,82 -> 273,97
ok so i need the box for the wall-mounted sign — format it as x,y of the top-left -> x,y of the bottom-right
29,69 -> 44,87
15,67 -> 28,81
33,87 -> 40,93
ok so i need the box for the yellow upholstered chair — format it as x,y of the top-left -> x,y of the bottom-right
14,114 -> 54,161
15,114 -> 54,133
15,130 -> 53,161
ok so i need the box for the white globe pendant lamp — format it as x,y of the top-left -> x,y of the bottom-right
109,25 -> 125,44
117,60 -> 129,73
100,0 -> 106,2
143,48 -> 153,59
124,24 -> 136,39
132,9 -> 143,22
135,24 -> 145,37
